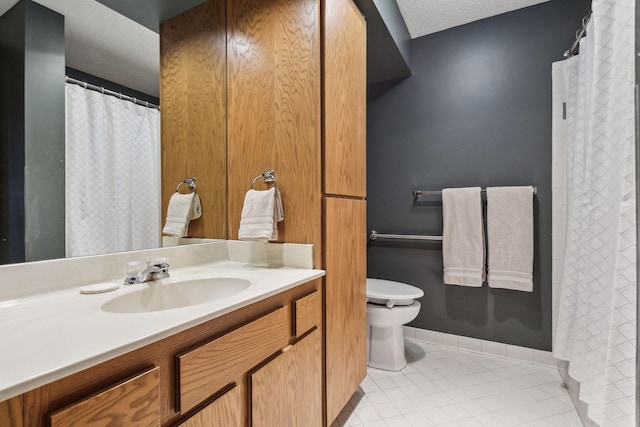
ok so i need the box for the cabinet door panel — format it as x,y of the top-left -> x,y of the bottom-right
177,306 -> 290,413
0,396 -> 22,427
48,366 -> 160,427
324,0 -> 366,197
250,328 -> 322,427
325,197 -> 367,424
178,385 -> 241,427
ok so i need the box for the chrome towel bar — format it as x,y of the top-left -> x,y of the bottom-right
369,230 -> 443,242
413,186 -> 537,199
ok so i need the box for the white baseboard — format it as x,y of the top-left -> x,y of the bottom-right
403,326 -> 560,368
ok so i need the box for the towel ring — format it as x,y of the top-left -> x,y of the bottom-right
176,177 -> 197,193
250,170 -> 277,190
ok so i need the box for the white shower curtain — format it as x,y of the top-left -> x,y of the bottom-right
553,1 -> 636,426
65,84 -> 161,257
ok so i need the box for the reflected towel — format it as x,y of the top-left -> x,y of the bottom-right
238,187 -> 284,242
486,186 -> 534,292
442,187 -> 485,287
162,192 -> 202,237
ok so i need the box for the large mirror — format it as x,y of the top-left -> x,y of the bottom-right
0,0 -> 225,265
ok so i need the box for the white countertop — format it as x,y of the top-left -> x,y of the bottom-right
0,260 -> 324,401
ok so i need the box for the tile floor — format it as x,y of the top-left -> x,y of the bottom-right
331,339 -> 582,427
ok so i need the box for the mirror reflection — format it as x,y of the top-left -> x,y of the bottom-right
0,0 -> 219,265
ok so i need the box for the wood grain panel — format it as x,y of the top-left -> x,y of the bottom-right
160,0 -> 227,239
294,290 -> 321,337
226,0 -> 322,267
178,385 -> 241,427
0,396 -> 22,427
250,328 -> 322,427
48,366 -> 160,427
325,197 -> 367,424
323,0 -> 366,197
20,279 -> 318,427
177,306 -> 290,413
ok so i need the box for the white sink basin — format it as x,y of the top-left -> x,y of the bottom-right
101,276 -> 252,313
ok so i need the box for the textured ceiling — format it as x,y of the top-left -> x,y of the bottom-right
396,0 -> 550,39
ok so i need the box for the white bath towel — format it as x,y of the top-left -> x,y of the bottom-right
486,186 -> 534,292
162,192 -> 202,237
238,187 -> 284,242
442,187 -> 485,287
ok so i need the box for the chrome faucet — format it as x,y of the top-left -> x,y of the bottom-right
124,259 -> 170,284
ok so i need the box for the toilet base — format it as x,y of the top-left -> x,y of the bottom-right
367,324 -> 406,371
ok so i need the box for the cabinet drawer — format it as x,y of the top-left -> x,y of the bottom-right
48,366 -> 160,427
177,306 -> 290,413
293,290 -> 321,337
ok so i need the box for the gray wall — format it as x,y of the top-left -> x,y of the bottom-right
0,0 -> 65,264
367,0 -> 591,351
0,2 -> 26,263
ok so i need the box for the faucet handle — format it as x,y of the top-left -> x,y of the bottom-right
124,261 -> 144,284
151,257 -> 170,268
150,258 -> 170,280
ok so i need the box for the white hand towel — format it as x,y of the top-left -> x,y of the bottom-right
238,187 -> 284,242
486,186 -> 534,292
162,192 -> 202,237
442,187 -> 485,287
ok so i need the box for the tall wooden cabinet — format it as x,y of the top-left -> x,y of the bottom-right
324,198 -> 367,422
160,0 -> 366,425
322,0 -> 367,423
324,0 -> 367,199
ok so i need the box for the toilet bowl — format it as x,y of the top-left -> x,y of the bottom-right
366,278 -> 423,371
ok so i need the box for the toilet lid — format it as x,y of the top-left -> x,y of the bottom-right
366,278 -> 424,301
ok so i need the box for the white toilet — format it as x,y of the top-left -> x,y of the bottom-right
366,278 -> 424,371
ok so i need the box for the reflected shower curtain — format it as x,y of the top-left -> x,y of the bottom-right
65,84 -> 161,257
553,0 -> 636,426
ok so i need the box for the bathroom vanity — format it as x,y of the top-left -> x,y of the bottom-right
0,241 -> 324,426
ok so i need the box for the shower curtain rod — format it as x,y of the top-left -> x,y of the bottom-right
65,76 -> 160,110
564,11 -> 592,58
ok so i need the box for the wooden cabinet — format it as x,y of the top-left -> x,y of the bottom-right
176,306 -> 290,413
0,396 -> 22,427
323,0 -> 367,425
293,289 -> 321,337
250,328 -> 322,427
324,197 -> 367,424
3,279 -> 321,427
177,385 -> 241,427
48,366 -> 161,427
160,0 -> 367,425
324,0 -> 367,198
